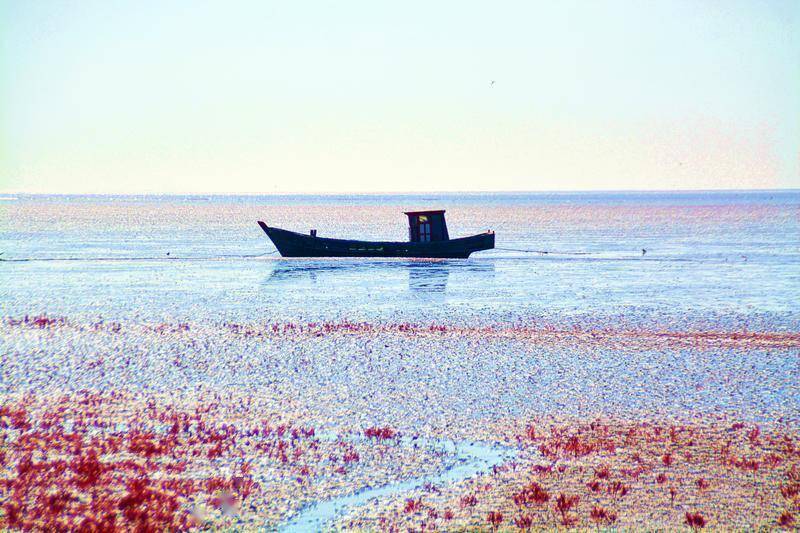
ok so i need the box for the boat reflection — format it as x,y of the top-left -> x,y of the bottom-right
407,262 -> 449,293
262,259 -> 494,295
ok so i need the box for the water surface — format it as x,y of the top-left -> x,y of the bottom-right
1,191 -> 797,330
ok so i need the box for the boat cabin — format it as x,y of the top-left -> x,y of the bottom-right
405,210 -> 449,243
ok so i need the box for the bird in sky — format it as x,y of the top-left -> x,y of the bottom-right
490,80 -> 495,87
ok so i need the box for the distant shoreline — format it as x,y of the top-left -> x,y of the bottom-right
1,188 -> 798,198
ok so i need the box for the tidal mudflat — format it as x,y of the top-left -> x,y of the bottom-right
1,315 -> 798,530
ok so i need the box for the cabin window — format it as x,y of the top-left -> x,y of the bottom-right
419,219 -> 431,242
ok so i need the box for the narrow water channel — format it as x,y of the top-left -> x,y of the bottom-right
280,438 -> 518,532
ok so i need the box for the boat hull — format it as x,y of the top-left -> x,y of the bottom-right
258,222 -> 494,258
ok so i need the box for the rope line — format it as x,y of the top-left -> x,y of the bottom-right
495,247 -> 594,256
0,250 -> 278,263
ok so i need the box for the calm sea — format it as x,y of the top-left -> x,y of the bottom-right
1,191 -> 798,330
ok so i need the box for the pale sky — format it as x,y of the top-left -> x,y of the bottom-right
1,0 -> 798,194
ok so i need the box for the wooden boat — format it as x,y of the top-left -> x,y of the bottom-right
258,210 -> 494,258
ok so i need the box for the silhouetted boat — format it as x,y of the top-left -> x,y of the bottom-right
258,210 -> 494,258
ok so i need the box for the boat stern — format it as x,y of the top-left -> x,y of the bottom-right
473,230 -> 495,254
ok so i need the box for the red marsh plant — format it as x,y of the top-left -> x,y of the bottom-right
459,494 -> 478,508
5,314 -> 67,329
0,392 -> 359,531
783,436 -> 797,456
590,505 -> 617,525
780,481 -> 799,503
727,455 -> 760,471
512,481 -> 550,508
404,498 -> 423,514
364,426 -> 397,441
535,425 -> 617,460
503,417 -> 800,528
342,449 -> 360,464
748,426 -> 761,445
531,463 -> 553,475
778,511 -> 795,528
786,464 -> 800,483
606,480 -> 629,498
594,464 -> 610,479
487,511 -> 503,530
554,493 -> 579,526
685,512 -> 707,530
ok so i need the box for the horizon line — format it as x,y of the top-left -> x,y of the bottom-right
1,187 -> 799,197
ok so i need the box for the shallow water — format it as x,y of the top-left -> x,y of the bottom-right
1,191 -> 798,330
